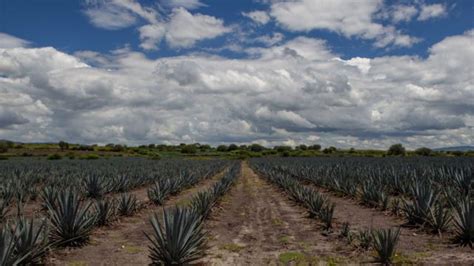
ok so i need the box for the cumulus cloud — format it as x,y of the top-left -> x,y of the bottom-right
418,4 -> 447,21
83,0 -> 157,29
0,33 -> 30,48
0,30 -> 472,148
390,5 -> 418,23
242,10 -> 271,25
270,0 -> 419,47
83,0 -> 229,50
162,0 -> 206,10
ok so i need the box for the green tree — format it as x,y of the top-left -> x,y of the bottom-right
217,145 -> 228,152
250,144 -> 265,152
58,141 -> 69,151
387,144 -> 406,156
415,147 -> 432,156
181,145 -> 197,154
227,144 -> 238,151
308,144 -> 322,151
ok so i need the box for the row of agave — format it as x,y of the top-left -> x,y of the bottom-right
251,157 -> 473,248
146,162 -> 241,265
252,160 -> 405,264
250,162 -> 336,231
0,159 -> 229,264
0,158 -> 227,222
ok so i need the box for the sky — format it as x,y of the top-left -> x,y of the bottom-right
0,0 -> 473,149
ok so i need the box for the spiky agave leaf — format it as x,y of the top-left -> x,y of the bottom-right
0,225 -> 17,266
320,202 -> 335,230
94,198 -> 116,226
305,192 -> 326,219
427,202 -> 452,235
145,207 -> 205,265
40,186 -> 58,211
11,217 -> 50,264
190,191 -> 215,219
83,175 -> 106,199
117,193 -> 139,216
148,182 -> 169,206
452,197 -> 473,247
46,189 -> 96,247
372,228 -> 401,264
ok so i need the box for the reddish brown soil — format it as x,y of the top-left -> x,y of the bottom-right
47,171 -> 225,265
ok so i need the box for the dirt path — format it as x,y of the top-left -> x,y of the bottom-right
47,170 -> 226,265
309,185 -> 474,264
201,162 -> 347,265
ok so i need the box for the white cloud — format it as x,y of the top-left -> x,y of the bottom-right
390,5 -> 418,23
270,0 -> 419,47
83,0 -> 158,30
418,4 -> 447,21
84,1 -> 228,50
162,0 -> 206,10
254,32 -> 284,46
164,8 -> 232,48
0,31 -> 472,148
242,10 -> 271,25
0,33 -> 30,48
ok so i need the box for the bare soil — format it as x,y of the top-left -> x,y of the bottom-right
200,162 -> 348,265
47,171 -> 226,265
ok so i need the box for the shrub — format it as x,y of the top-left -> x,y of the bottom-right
47,154 -> 62,160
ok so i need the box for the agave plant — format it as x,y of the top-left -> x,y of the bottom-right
402,180 -> 439,226
10,217 -> 49,264
0,226 -> 17,266
46,189 -> 96,247
372,228 -> 401,264
320,202 -> 335,230
305,192 -> 326,219
94,198 -> 116,226
40,186 -> 59,211
0,200 -> 9,223
145,207 -> 205,265
427,202 -> 452,236
357,228 -> 373,250
452,197 -> 473,247
83,175 -> 106,199
117,193 -> 139,216
148,182 -> 169,205
190,191 -> 215,219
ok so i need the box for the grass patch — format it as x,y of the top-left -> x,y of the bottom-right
123,245 -> 144,254
220,243 -> 245,253
67,261 -> 87,266
392,252 -> 430,264
272,218 -> 283,226
279,236 -> 291,244
278,252 -> 306,264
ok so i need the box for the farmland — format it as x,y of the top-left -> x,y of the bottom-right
0,156 -> 472,265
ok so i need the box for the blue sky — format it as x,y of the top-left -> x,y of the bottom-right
2,0 -> 472,58
0,0 -> 473,148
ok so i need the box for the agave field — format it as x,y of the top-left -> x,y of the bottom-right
0,156 -> 472,265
